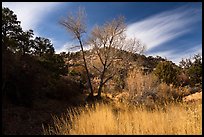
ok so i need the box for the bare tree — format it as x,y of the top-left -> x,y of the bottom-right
60,8 -> 145,99
88,16 -> 145,98
59,8 -> 94,97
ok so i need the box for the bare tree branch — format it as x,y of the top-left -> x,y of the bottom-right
61,10 -> 145,98
102,74 -> 115,85
93,65 -> 102,73
60,7 -> 94,96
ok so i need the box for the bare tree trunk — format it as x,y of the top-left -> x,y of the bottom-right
78,38 -> 94,97
97,68 -> 106,98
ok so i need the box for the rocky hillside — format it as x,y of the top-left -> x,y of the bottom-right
61,48 -> 178,76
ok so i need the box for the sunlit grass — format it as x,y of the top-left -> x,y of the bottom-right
43,101 -> 202,135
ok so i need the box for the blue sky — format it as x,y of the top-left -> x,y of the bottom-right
2,2 -> 202,65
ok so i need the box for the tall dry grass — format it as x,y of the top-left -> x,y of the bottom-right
43,68 -> 202,135
43,102 -> 202,135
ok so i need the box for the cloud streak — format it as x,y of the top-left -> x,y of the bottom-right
126,5 -> 201,51
55,41 -> 76,54
2,2 -> 62,31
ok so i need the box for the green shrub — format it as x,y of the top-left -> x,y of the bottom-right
179,54 -> 202,86
153,61 -> 179,86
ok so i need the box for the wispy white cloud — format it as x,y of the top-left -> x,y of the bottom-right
55,41 -> 92,53
55,41 -> 81,54
126,5 -> 201,51
2,2 -> 62,32
55,42 -> 73,54
148,44 -> 202,65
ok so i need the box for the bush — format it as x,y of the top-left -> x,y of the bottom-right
187,55 -> 202,86
153,61 -> 179,86
126,68 -> 184,106
45,77 -> 82,102
126,68 -> 159,98
179,54 -> 202,87
39,54 -> 68,78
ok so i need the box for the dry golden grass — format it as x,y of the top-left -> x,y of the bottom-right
43,101 -> 202,135
43,68 -> 202,135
